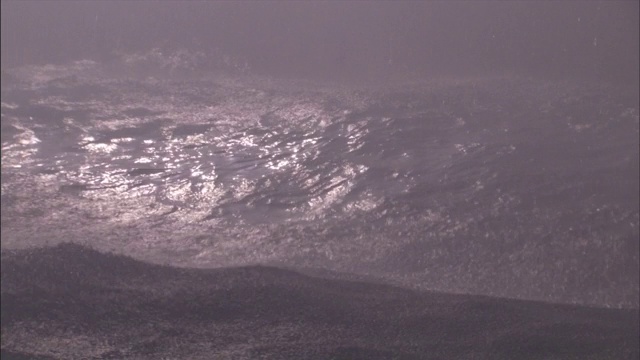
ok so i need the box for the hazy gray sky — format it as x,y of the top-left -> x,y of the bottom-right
2,1 -> 638,84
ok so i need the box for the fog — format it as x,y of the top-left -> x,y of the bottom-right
2,3 -> 639,357
2,1 -> 638,86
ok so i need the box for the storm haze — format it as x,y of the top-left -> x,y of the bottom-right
1,2 -> 639,358
2,1 -> 639,85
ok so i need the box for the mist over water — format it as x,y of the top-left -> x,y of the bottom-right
2,1 -> 639,86
1,1 -> 638,309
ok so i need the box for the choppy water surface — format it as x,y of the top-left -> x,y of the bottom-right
1,61 -> 638,307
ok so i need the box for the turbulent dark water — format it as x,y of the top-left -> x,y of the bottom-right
1,61 -> 638,308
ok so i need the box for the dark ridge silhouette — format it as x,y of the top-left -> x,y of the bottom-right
0,349 -> 58,360
1,243 -> 638,359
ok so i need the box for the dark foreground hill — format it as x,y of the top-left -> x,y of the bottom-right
1,243 -> 638,360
